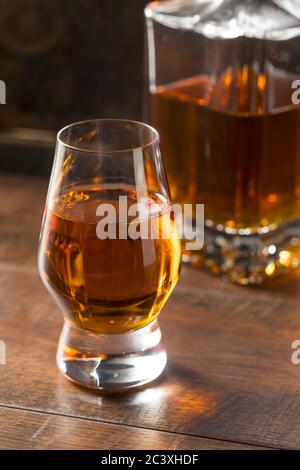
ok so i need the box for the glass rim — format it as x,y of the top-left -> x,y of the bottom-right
57,118 -> 160,154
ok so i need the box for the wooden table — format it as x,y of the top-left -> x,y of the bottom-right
1,172 -> 300,450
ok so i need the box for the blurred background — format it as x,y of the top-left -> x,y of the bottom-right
0,0 -> 148,175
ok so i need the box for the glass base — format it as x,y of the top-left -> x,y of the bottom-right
184,218 -> 300,285
56,320 -> 167,391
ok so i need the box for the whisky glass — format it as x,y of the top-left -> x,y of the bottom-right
38,119 -> 181,391
145,0 -> 300,285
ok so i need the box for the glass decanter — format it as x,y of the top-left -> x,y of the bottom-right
145,0 -> 300,285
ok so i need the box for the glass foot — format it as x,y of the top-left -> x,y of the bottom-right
183,218 -> 300,285
56,320 -> 167,391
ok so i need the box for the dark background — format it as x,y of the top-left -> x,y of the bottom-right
0,0 -> 149,174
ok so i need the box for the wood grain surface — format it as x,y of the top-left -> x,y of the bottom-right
0,173 -> 299,450
0,408 -> 263,450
